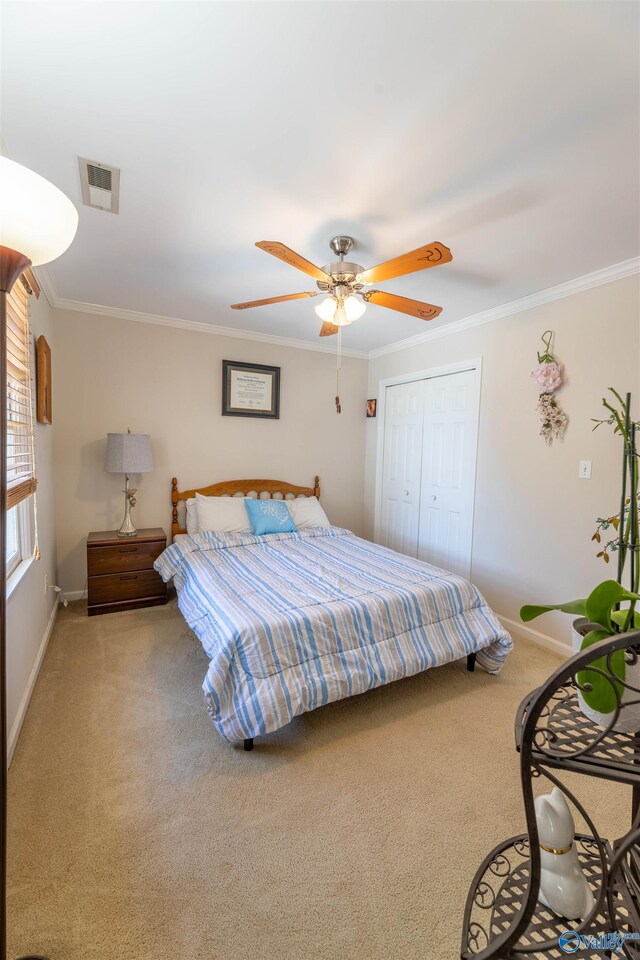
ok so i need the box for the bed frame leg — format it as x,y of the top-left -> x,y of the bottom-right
467,652 -> 476,672
243,738 -> 254,751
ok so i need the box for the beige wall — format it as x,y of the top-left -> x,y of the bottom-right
51,274 -> 639,648
7,290 -> 59,756
365,274 -> 640,647
52,311 -> 368,593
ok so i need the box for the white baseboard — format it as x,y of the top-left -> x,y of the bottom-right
63,589 -> 85,602
8,599 -> 59,764
498,614 -> 571,659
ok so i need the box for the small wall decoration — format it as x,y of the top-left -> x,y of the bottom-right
222,360 -> 280,419
531,331 -> 567,444
366,399 -> 377,418
36,335 -> 52,424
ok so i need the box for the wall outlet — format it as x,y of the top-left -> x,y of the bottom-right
579,460 -> 592,480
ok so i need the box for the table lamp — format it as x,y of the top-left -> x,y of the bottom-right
0,155 -> 78,959
105,431 -> 154,537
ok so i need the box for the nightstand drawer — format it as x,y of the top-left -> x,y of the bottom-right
87,539 -> 165,576
88,569 -> 166,605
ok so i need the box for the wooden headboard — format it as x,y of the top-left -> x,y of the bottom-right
170,476 -> 321,538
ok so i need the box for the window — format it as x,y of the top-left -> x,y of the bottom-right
6,274 -> 37,577
6,502 -> 31,580
7,278 -> 37,510
6,505 -> 19,577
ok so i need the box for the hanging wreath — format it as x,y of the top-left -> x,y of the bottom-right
531,331 -> 568,445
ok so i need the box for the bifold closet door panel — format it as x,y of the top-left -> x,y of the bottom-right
417,370 -> 477,578
379,379 -> 425,557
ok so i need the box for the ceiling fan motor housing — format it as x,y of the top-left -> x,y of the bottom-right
317,261 -> 365,292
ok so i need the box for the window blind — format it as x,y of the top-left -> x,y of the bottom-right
6,278 -> 37,510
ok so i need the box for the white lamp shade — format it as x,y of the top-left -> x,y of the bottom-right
0,156 -> 78,265
334,302 -> 348,326
314,297 -> 337,323
105,433 -> 154,474
344,295 -> 366,322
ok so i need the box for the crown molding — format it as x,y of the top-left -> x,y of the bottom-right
368,256 -> 640,360
50,296 -> 369,359
32,264 -> 59,309
40,255 -> 638,362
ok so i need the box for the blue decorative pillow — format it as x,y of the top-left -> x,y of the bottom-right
244,498 -> 298,536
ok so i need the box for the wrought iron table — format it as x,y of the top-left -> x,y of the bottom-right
460,631 -> 640,959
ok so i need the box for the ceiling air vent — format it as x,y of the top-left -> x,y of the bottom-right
78,157 -> 120,213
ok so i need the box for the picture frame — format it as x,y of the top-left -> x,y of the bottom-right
366,398 -> 377,418
222,360 -> 280,419
36,335 -> 52,424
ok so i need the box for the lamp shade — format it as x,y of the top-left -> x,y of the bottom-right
344,295 -> 366,322
314,297 -> 337,323
105,433 -> 154,474
0,156 -> 78,265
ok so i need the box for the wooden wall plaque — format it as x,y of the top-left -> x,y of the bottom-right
36,335 -> 52,424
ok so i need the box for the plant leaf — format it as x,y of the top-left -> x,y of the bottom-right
520,599 -> 587,623
611,609 -> 640,629
578,629 -> 626,713
585,581 -> 640,632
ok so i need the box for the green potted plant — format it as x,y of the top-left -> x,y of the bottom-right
521,389 -> 640,731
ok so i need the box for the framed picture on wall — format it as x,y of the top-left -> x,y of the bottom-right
366,398 -> 377,418
222,360 -> 280,419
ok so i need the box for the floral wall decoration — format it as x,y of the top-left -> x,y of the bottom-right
531,330 -> 568,444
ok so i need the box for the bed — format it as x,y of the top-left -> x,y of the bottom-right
156,476 -> 513,749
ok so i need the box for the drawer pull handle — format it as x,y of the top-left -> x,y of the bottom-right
119,574 -> 138,581
118,547 -> 138,553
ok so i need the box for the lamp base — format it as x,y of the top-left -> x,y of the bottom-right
117,475 -> 137,537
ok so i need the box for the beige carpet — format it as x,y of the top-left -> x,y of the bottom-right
7,599 -> 629,960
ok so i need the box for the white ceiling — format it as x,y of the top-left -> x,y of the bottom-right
1,1 -> 639,353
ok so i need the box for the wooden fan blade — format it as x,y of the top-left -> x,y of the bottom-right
319,321 -> 339,337
364,290 -> 442,321
256,242 -> 331,282
231,291 -> 318,310
358,241 -> 452,284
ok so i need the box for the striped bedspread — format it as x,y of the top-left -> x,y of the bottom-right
155,527 -> 512,743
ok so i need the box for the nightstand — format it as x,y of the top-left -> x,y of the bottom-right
87,527 -> 168,616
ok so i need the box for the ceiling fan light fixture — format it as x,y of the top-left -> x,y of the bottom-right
314,294 -> 365,326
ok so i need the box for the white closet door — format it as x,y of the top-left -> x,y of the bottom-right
417,370 -> 477,577
379,379 -> 425,557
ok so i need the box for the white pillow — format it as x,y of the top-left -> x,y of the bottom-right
195,494 -> 252,533
186,498 -> 199,534
286,496 -> 330,529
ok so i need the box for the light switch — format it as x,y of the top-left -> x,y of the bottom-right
579,460 -> 592,480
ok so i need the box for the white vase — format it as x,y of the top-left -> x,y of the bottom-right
572,618 -> 640,734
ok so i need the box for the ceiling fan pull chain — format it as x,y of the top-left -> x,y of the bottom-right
335,326 -> 342,414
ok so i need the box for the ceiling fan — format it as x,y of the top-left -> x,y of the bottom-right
230,235 -> 453,337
